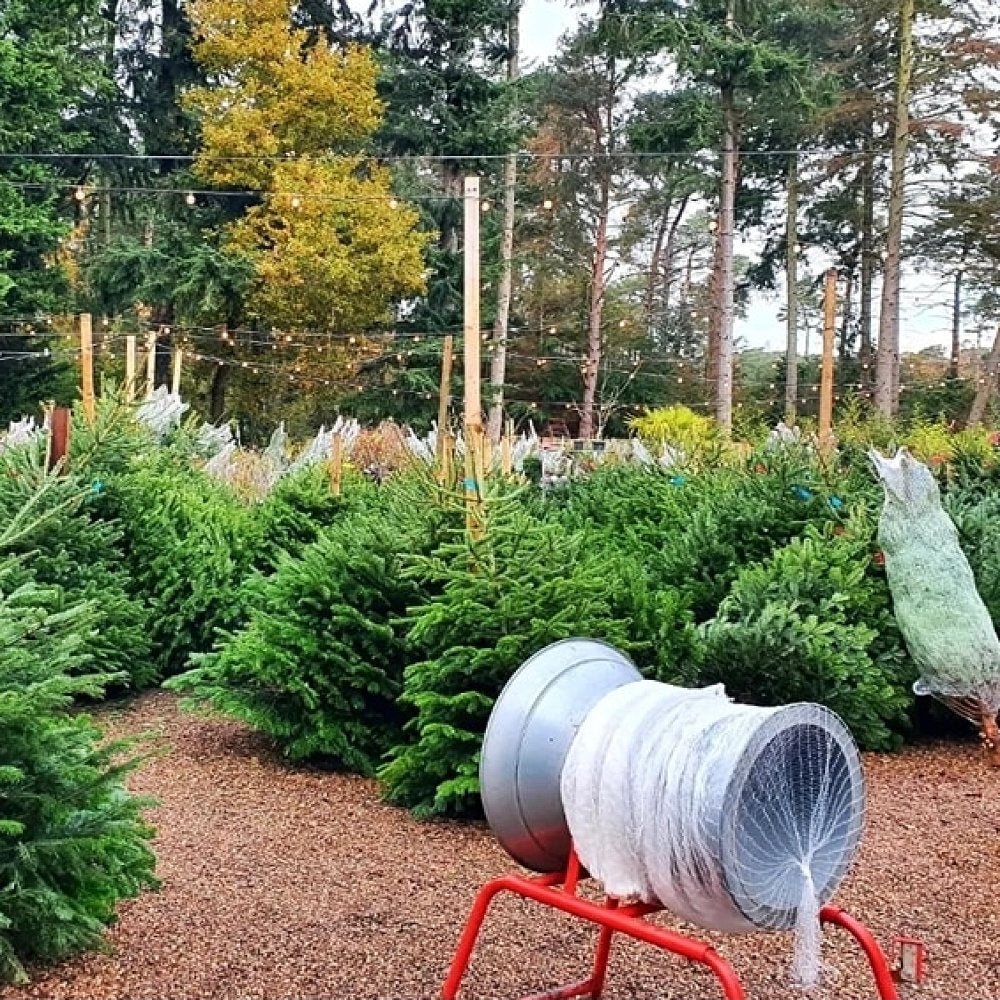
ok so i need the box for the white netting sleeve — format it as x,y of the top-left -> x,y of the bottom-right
560,680 -> 865,986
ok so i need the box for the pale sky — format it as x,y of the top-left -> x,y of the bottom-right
519,0 -> 966,357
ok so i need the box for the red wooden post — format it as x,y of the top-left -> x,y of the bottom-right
47,407 -> 71,471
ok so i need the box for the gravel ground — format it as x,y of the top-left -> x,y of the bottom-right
7,691 -> 999,1000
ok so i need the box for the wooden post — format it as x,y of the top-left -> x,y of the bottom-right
439,430 -> 454,487
47,407 -> 71,471
501,418 -> 514,476
125,335 -> 137,401
145,330 -> 157,399
463,176 -> 483,531
464,178 -> 482,431
819,269 -> 837,451
330,433 -> 343,496
80,313 -> 95,424
436,334 -> 454,463
171,347 -> 183,395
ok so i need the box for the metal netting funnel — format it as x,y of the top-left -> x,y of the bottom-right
479,639 -> 641,872
562,683 -> 866,936
719,704 -> 866,931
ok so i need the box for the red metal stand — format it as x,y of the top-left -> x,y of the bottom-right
442,847 -> 899,1000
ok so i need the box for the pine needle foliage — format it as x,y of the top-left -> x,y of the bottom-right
697,515 -> 913,749
168,508 -> 423,771
0,442 -> 154,689
0,556 -> 156,983
111,451 -> 262,679
378,491 -> 642,818
254,462 -> 376,572
168,468 -> 459,770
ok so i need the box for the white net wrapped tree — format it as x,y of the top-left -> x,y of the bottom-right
871,447 -> 1000,763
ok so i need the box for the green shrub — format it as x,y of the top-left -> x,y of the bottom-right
656,457 -> 846,622
945,488 -> 1000,628
253,462 -> 375,572
379,494 -> 642,818
111,452 -> 262,678
0,539 -> 156,983
168,469 -> 459,770
0,444 -> 154,689
696,517 -> 913,749
629,404 -> 720,461
168,508 -> 424,771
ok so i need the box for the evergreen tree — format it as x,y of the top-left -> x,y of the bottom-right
0,492 -> 156,984
378,492 -> 642,817
0,1 -> 108,418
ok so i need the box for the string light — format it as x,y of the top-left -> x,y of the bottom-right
74,186 -> 86,201
185,191 -> 196,206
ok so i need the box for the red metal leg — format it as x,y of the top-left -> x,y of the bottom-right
441,877 -> 507,1000
820,904 -> 900,1000
441,873 -> 745,1000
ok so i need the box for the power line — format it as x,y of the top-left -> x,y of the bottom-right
1,149 -> 998,164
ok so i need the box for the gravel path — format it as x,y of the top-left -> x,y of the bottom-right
8,692 -> 999,1000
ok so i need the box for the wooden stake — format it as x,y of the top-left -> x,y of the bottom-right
437,333 -> 454,463
463,176 -> 483,533
80,313 -> 95,424
145,330 -> 157,399
47,407 -> 71,471
171,348 -> 183,395
501,418 -> 514,476
125,335 -> 137,401
464,177 -> 482,431
330,433 -> 343,496
819,269 -> 837,451
439,430 -> 454,487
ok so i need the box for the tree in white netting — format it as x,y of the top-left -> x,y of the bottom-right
871,447 -> 1000,764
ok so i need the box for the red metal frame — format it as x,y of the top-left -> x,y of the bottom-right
442,847 -> 899,1000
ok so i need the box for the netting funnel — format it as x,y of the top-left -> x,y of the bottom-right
719,704 -> 865,931
559,681 -> 865,936
479,638 -> 641,872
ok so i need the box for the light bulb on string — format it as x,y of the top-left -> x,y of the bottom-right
185,192 -> 196,207
74,186 -> 87,202
389,198 -> 399,209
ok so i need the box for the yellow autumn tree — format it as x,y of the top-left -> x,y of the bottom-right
185,0 -> 429,331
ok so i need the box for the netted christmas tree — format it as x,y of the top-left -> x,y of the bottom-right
871,447 -> 1000,763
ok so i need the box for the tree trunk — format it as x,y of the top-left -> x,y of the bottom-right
716,77 -> 738,431
859,140 -> 876,389
950,268 -> 963,379
660,195 -> 689,350
209,363 -> 231,422
646,207 -> 671,338
785,157 -> 799,424
487,1 -> 520,443
580,175 -> 610,440
839,259 -> 855,361
705,232 -> 722,395
967,325 -> 1000,428
874,0 -> 915,416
